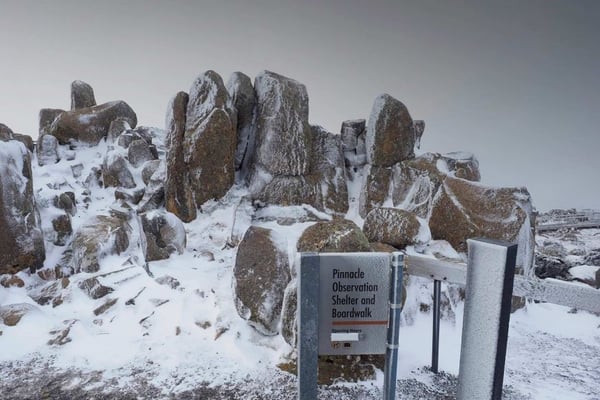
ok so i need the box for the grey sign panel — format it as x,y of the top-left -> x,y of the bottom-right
318,252 -> 391,355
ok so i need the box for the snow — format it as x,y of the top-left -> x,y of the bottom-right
1,135 -> 599,399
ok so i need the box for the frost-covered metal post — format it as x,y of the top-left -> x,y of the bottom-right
383,252 -> 404,400
457,239 -> 517,400
298,253 -> 320,400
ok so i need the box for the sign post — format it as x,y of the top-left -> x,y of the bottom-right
298,252 -> 403,400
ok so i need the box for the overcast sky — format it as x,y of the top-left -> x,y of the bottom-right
1,0 -> 598,212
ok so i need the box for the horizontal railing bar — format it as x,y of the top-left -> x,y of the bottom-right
405,254 -> 600,314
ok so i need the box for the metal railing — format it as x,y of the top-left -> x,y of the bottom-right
404,253 -> 600,373
537,210 -> 600,232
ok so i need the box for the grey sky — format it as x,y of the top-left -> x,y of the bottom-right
1,0 -> 598,211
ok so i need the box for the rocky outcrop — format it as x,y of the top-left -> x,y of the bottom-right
0,123 -> 14,141
140,211 -> 186,261
363,208 -> 424,249
71,80 -> 96,110
164,71 -> 236,221
247,72 -> 348,214
226,72 -> 256,175
233,226 -> 290,336
0,139 -> 45,274
429,177 -> 534,272
50,100 -> 137,145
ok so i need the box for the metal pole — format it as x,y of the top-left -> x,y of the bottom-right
457,239 -> 517,400
383,252 -> 404,400
298,253 -> 320,400
431,279 -> 441,373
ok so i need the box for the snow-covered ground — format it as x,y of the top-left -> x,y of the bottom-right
0,140 -> 599,399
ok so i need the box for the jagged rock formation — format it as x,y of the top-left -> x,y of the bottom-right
0,136 -> 45,274
247,71 -> 349,214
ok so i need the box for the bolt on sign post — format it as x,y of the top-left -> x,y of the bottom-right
457,239 -> 517,400
298,252 -> 404,400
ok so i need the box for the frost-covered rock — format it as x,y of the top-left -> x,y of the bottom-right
137,162 -> 165,213
71,80 -> 96,110
36,134 -> 60,166
12,133 -> 34,153
53,192 -> 77,216
226,71 -> 256,175
429,177 -> 535,273
71,215 -> 132,273
52,214 -> 73,246
249,70 -> 311,178
128,139 -> 156,168
0,140 -> 45,275
0,123 -> 14,141
164,91 -> 196,223
140,210 -> 186,262
107,118 -> 131,143
362,208 -> 423,249
366,94 -> 417,167
0,303 -> 39,326
341,119 -> 367,168
38,109 -> 65,136
297,219 -> 370,253
310,125 -> 348,214
50,100 -> 137,145
141,160 -> 162,186
280,278 -> 298,346
233,226 -> 290,336
78,277 -> 113,299
358,165 -> 392,218
102,152 -> 136,189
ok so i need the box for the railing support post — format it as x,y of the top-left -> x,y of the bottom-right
457,239 -> 517,400
431,279 -> 441,373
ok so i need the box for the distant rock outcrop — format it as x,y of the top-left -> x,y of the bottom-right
50,100 -> 137,145
0,138 -> 45,274
233,226 -> 290,336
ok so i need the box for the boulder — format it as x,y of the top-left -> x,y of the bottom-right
53,192 -> 77,216
38,109 -> 65,136
0,123 -> 13,141
52,214 -> 73,246
184,71 -> 236,206
50,100 -> 137,145
391,152 -> 481,219
358,165 -> 392,218
115,188 -> 145,205
137,161 -> 165,213
102,153 -> 136,188
280,279 -> 298,346
36,134 -> 60,166
233,226 -> 290,335
429,177 -> 534,272
249,70 -> 311,178
107,118 -> 131,143
12,134 -> 34,153
128,139 -> 156,168
141,160 -> 162,185
140,210 -> 186,262
71,215 -> 131,273
78,277 -> 113,299
0,140 -> 45,275
30,278 -> 70,307
0,275 -> 25,288
362,208 -> 423,249
297,219 -> 371,253
365,94 -> 416,167
226,71 -> 256,174
164,92 -> 196,223
70,80 -> 96,110
184,108 -> 235,205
